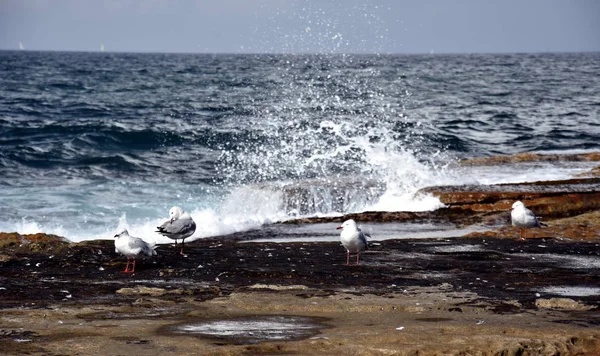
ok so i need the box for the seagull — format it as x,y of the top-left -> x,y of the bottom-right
156,206 -> 196,256
510,201 -> 544,240
114,230 -> 157,273
336,219 -> 369,266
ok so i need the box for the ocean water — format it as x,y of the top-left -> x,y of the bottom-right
1,51 -> 599,242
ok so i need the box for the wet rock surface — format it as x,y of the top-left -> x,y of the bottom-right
459,152 -> 600,166
1,233 -> 599,308
1,229 -> 599,355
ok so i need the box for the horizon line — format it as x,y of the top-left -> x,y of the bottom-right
1,48 -> 599,56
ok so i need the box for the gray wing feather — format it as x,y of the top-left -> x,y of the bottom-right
524,208 -> 536,219
358,229 -> 369,250
525,208 -> 543,228
129,237 -> 156,256
157,217 -> 196,239
157,219 -> 171,231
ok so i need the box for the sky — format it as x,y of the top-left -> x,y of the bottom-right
1,0 -> 599,54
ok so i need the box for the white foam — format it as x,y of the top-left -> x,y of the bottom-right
108,207 -> 268,245
363,148 -> 454,212
0,218 -> 68,239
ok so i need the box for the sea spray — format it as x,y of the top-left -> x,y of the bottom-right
214,54 -> 454,217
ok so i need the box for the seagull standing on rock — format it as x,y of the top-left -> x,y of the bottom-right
336,219 -> 369,266
156,206 -> 196,256
114,230 -> 157,273
510,201 -> 545,240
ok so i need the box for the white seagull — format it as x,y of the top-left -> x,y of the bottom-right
510,201 -> 544,240
336,219 -> 369,266
156,206 -> 196,255
114,230 -> 157,273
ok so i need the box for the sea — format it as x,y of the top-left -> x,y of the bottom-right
1,50 -> 599,243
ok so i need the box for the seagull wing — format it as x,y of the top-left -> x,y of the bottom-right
156,218 -> 172,233
358,229 -> 369,250
157,216 -> 196,238
128,236 -> 154,256
525,208 -> 543,227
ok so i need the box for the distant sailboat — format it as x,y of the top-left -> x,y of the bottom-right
100,44 -> 104,52
19,42 -> 24,50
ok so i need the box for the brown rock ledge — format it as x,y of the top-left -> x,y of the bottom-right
459,152 -> 600,166
286,177 -> 600,242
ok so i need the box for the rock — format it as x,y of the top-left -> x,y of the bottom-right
577,165 -> 600,178
551,210 -> 600,225
285,211 -> 435,224
0,232 -> 69,250
286,177 -> 600,229
116,287 -> 167,296
1,232 -> 599,355
535,298 -> 596,311
420,178 -> 600,217
460,152 -> 600,166
464,209 -> 600,241
132,298 -> 176,307
248,284 -> 309,291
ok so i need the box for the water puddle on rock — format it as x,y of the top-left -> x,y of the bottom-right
241,222 -> 488,243
514,253 -> 600,269
165,315 -> 326,344
538,286 -> 600,297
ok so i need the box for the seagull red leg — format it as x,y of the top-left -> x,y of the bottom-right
356,253 -> 360,266
123,257 -> 130,273
345,251 -> 350,266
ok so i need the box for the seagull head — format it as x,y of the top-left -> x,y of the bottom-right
114,230 -> 129,238
511,201 -> 525,211
337,219 -> 357,231
169,206 -> 184,222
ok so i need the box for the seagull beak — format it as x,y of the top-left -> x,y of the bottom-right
336,226 -> 342,230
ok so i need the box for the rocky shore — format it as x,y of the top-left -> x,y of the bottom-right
1,153 -> 600,355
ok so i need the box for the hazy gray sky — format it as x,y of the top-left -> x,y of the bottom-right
1,0 -> 599,53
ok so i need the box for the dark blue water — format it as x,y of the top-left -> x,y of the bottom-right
1,51 -> 599,241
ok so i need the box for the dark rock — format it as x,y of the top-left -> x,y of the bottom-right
460,152 -> 600,166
